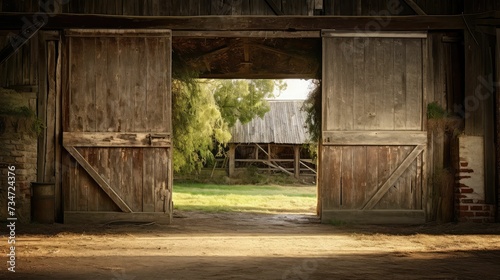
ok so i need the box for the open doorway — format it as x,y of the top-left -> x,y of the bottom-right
171,78 -> 318,215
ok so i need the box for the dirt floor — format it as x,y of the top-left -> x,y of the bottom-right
1,211 -> 500,280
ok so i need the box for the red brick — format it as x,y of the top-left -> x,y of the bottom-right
460,162 -> 469,167
458,205 -> 469,211
470,206 -> 483,211
475,212 -> 492,217
457,176 -> 472,180
459,168 -> 474,173
459,211 -> 475,217
460,188 -> 474,193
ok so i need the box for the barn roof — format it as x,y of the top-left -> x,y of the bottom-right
230,100 -> 309,144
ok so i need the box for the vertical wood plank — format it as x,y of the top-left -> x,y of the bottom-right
365,146 -> 379,203
393,38 -> 406,130
350,146 -> 367,208
83,37 -> 97,132
76,148 -> 89,211
142,148 -> 155,212
353,37 -> 366,130
95,36 -> 108,131
165,35 -> 172,133
133,148 -> 144,211
44,40 -> 56,182
380,38 -> 395,130
120,148 -> 133,210
146,37 -> 162,132
405,39 -> 423,129
86,148 -> 99,211
69,37 -> 85,132
107,37 -> 121,132
154,148 -> 167,212
340,147 -> 353,209
364,37 -> 378,129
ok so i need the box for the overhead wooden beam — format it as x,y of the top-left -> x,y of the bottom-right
403,0 -> 427,15
264,0 -> 284,16
0,13 -> 465,31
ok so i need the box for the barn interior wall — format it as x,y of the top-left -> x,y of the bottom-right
427,31 -> 464,222
460,20 -> 497,221
0,0 -> 467,16
0,32 -> 40,223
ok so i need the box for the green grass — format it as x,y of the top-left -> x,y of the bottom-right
173,183 -> 317,213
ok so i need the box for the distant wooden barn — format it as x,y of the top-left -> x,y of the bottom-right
228,100 -> 316,179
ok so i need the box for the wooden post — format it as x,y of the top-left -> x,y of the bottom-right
228,143 -> 235,177
294,145 -> 300,179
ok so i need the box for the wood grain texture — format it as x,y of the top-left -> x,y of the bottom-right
64,146 -> 132,213
323,131 -> 427,145
321,33 -> 427,220
363,145 -> 425,210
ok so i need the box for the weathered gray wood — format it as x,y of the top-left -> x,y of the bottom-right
322,131 -> 427,145
64,211 -> 171,224
322,30 -> 428,38
321,210 -> 425,224
363,145 -> 425,210
64,146 -> 133,213
63,132 -> 171,147
142,148 -> 155,212
172,30 -> 321,38
409,39 -> 424,129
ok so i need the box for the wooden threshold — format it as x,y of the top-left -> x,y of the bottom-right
321,210 -> 425,224
64,211 -> 172,224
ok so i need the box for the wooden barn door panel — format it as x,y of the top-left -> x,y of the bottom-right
320,31 -> 427,224
62,30 -> 172,223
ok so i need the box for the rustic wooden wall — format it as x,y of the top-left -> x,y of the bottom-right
62,30 -> 172,219
0,33 -> 38,88
0,0 -> 466,15
320,33 -> 427,224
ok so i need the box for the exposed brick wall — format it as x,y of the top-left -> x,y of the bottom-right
0,111 -> 37,223
456,136 -> 495,222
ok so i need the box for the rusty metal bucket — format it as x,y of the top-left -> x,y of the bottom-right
31,182 -> 55,223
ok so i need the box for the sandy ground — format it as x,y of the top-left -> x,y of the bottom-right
1,211 -> 500,280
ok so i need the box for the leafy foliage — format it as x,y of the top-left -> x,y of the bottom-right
302,80 -> 321,142
0,88 -> 44,136
172,74 -> 231,173
171,63 -> 283,173
427,102 -> 449,119
211,79 -> 285,127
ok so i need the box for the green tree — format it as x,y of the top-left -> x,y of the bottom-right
172,76 -> 285,173
211,79 -> 286,127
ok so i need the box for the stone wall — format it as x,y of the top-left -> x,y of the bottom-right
0,94 -> 37,222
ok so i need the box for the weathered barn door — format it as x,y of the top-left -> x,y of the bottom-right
62,29 -> 172,223
320,31 -> 427,224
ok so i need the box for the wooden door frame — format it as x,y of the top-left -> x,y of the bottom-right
319,30 -> 429,224
60,29 -> 173,224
